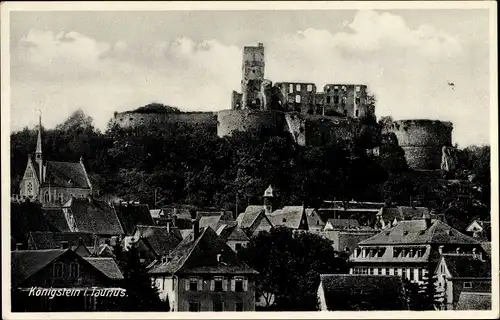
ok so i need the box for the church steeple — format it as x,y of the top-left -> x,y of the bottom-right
263,185 -> 274,214
35,112 -> 43,180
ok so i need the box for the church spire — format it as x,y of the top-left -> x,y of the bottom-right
35,111 -> 43,181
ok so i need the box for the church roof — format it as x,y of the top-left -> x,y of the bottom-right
42,160 -> 91,189
359,220 -> 480,246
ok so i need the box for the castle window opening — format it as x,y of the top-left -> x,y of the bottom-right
307,84 -> 313,92
334,86 -> 339,90
295,95 -> 301,103
356,86 -> 361,92
326,97 -> 331,104
355,109 -> 359,118
120,118 -> 123,122
129,118 -> 133,121
289,84 -> 294,92
334,96 -> 339,104
296,84 -> 301,91
342,97 -> 347,105
44,191 -> 49,203
342,86 -> 346,91
58,193 -> 63,203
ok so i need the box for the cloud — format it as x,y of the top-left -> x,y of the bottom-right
10,10 -> 489,147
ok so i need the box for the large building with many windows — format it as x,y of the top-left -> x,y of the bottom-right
349,217 -> 485,285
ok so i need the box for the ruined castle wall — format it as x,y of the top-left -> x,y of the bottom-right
304,115 -> 359,146
113,111 -> 217,129
217,109 -> 285,138
383,119 -> 453,170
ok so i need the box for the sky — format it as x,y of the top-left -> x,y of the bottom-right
9,8 -> 492,147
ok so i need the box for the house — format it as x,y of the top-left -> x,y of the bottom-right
236,206 -> 273,236
324,218 -> 360,231
465,220 -> 491,241
456,292 -> 492,310
434,253 -> 491,310
112,202 -> 155,235
266,206 -> 323,231
349,216 -> 485,284
11,248 -> 124,311
127,224 -> 183,265
27,231 -> 97,257
375,206 -> 445,229
148,219 -> 259,312
317,274 -> 408,311
326,229 -> 379,253
215,221 -> 250,253
18,115 -> 92,205
319,200 -> 383,227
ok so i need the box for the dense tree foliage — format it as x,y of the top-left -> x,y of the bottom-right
10,109 -> 491,231
238,226 -> 350,311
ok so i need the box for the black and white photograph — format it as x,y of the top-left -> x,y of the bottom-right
1,1 -> 498,318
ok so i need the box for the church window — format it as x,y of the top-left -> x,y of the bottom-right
58,193 -> 63,203
326,97 -> 331,104
27,182 -> 33,194
44,191 -> 50,203
27,171 -> 32,178
295,95 -> 301,103
355,109 -> 360,118
307,84 -> 313,92
289,84 -> 294,93
296,84 -> 301,91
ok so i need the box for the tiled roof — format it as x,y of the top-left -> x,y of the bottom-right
135,225 -> 182,257
326,219 -> 360,230
149,209 -> 162,219
456,292 -> 491,310
359,220 -> 480,246
442,254 -> 491,278
42,161 -> 91,189
336,231 -> 380,253
306,209 -> 325,229
28,231 -> 95,250
377,206 -> 432,223
319,274 -> 407,310
41,207 -> 71,232
149,227 -> 258,275
113,203 -> 154,235
83,257 -> 124,280
11,201 -> 56,244
237,205 -> 264,229
11,249 -> 68,287
481,242 -> 491,259
216,222 -> 249,242
267,206 -> 306,229
199,215 -> 222,230
67,197 -> 124,235
180,229 -> 192,239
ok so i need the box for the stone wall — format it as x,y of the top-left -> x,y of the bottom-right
216,109 -> 285,138
113,111 -> 217,129
383,119 -> 453,170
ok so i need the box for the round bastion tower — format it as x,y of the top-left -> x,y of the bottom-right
383,119 -> 453,170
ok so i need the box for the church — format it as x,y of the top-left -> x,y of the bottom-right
18,115 -> 93,206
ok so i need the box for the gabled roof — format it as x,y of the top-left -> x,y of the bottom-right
481,242 -> 491,259
135,225 -> 182,257
359,220 -> 481,246
326,219 -> 360,230
237,205 -> 264,229
113,203 -> 154,235
306,208 -> 325,228
456,292 -> 491,310
199,215 -> 222,230
216,222 -> 250,242
11,249 -> 68,287
377,206 -> 431,222
28,231 -> 95,250
267,206 -> 306,229
441,254 -> 491,278
66,197 -> 124,235
42,160 -> 91,189
83,257 -> 124,280
149,227 -> 258,275
319,274 -> 407,310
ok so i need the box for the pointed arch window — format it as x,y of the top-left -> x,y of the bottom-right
44,191 -> 50,203
26,182 -> 33,195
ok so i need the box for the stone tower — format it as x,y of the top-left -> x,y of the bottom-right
263,185 -> 274,214
241,43 -> 265,109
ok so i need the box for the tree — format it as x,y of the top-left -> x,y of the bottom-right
238,226 -> 349,311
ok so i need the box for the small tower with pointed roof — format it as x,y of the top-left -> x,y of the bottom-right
263,185 -> 274,214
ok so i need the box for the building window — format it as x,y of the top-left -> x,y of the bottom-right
189,277 -> 199,291
402,268 -> 407,279
355,109 -> 359,118
295,95 -> 301,103
235,243 -> 242,252
129,118 -> 133,121
214,277 -> 223,292
289,84 -> 294,92
27,182 -> 33,195
70,262 -> 79,278
212,300 -> 224,312
188,302 -> 200,312
356,86 -> 361,92
463,282 -> 473,289
369,268 -> 374,275
326,97 -> 331,104
296,84 -> 301,91
44,191 -> 50,202
27,171 -> 32,178
334,86 -> 339,90
53,262 -> 63,278
378,268 -> 382,275
418,249 -> 424,258
307,84 -> 313,92
235,277 -> 244,292
409,268 -> 415,281
386,268 -> 390,275
333,95 -> 339,104
235,302 -> 244,312
342,86 -> 346,91
342,97 -> 347,105
58,193 -> 63,203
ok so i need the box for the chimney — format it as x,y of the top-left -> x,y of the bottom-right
423,212 -> 432,229
166,218 -> 171,233
190,209 -> 200,239
15,243 -> 23,251
172,215 -> 177,227
61,241 -> 69,249
472,248 -> 478,259
438,245 -> 444,255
